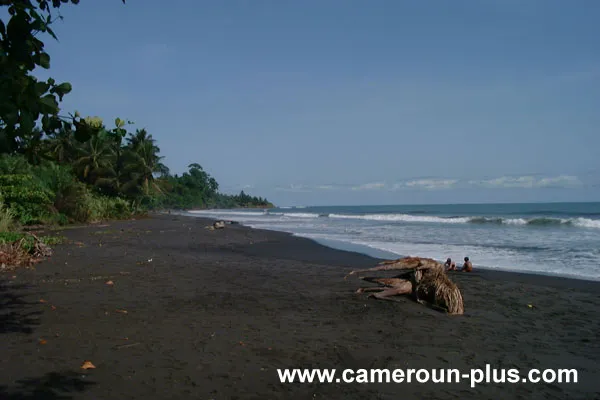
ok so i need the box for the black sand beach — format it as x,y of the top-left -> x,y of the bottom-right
1,214 -> 599,399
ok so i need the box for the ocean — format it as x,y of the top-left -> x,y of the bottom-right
184,202 -> 600,281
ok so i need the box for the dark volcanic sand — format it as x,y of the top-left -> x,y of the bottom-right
1,214 -> 599,399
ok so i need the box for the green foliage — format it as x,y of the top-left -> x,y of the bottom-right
0,132 -> 274,224
0,173 -> 54,224
120,128 -> 168,197
86,194 -> 131,222
0,201 -> 16,231
157,164 -> 219,209
0,154 -> 136,225
0,231 -> 65,251
36,162 -> 93,222
0,153 -> 32,174
73,128 -> 117,185
155,164 -> 273,209
38,163 -> 132,222
1,1 -> 75,150
0,0 -> 126,152
232,190 -> 273,208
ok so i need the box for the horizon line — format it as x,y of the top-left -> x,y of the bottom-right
275,200 -> 600,208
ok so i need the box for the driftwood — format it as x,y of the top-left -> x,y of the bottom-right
345,256 -> 464,315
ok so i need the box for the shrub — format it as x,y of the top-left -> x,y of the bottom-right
33,163 -> 89,222
0,232 -> 65,252
0,154 -> 32,175
0,202 -> 16,232
87,194 -> 132,222
0,174 -> 54,225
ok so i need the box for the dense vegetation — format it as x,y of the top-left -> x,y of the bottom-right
0,0 -> 273,231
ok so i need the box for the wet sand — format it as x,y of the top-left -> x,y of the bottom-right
1,214 -> 599,399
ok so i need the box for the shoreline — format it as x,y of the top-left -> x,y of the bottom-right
179,211 -> 600,285
1,213 -> 598,399
303,235 -> 600,285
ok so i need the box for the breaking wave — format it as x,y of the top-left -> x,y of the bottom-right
186,210 -> 600,229
267,212 -> 321,219
187,210 -> 268,216
327,213 -> 600,229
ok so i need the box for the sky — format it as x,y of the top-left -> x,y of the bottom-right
30,0 -> 600,206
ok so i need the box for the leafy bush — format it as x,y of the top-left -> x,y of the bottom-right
0,202 -> 17,232
87,194 -> 132,222
0,154 -> 32,175
36,163 -> 93,222
0,232 -> 65,252
43,212 -> 69,226
0,174 -> 54,225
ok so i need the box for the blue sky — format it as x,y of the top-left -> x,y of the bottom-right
33,0 -> 600,206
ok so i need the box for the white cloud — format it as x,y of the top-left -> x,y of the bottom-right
274,184 -> 312,193
471,176 -> 537,188
351,182 -> 386,191
536,175 -> 582,188
316,185 -> 337,190
401,179 -> 458,190
273,174 -> 582,194
471,175 -> 582,189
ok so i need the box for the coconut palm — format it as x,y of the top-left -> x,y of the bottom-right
72,130 -> 116,187
45,129 -> 76,164
18,128 -> 47,165
122,129 -> 168,197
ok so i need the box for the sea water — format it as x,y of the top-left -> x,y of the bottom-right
184,202 -> 600,281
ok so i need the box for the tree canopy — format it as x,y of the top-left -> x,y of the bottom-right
0,0 -> 127,152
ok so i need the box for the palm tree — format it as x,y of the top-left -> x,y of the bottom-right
72,130 -> 116,187
18,128 -> 47,165
122,129 -> 168,197
125,128 -> 151,150
45,128 -> 76,164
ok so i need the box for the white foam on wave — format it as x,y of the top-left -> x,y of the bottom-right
294,234 -> 600,281
186,209 -> 600,229
329,213 -> 471,224
502,218 -> 527,225
187,209 -> 323,220
182,211 -> 600,280
573,218 -> 600,229
187,210 -> 267,217
328,213 -> 600,229
268,212 -> 321,219
503,217 -> 600,229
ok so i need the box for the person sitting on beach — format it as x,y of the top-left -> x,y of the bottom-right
445,258 -> 456,271
461,257 -> 473,272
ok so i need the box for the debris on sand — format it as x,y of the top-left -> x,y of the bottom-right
205,220 -> 240,230
81,361 -> 96,370
0,233 -> 53,271
346,256 -> 465,315
206,220 -> 226,231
